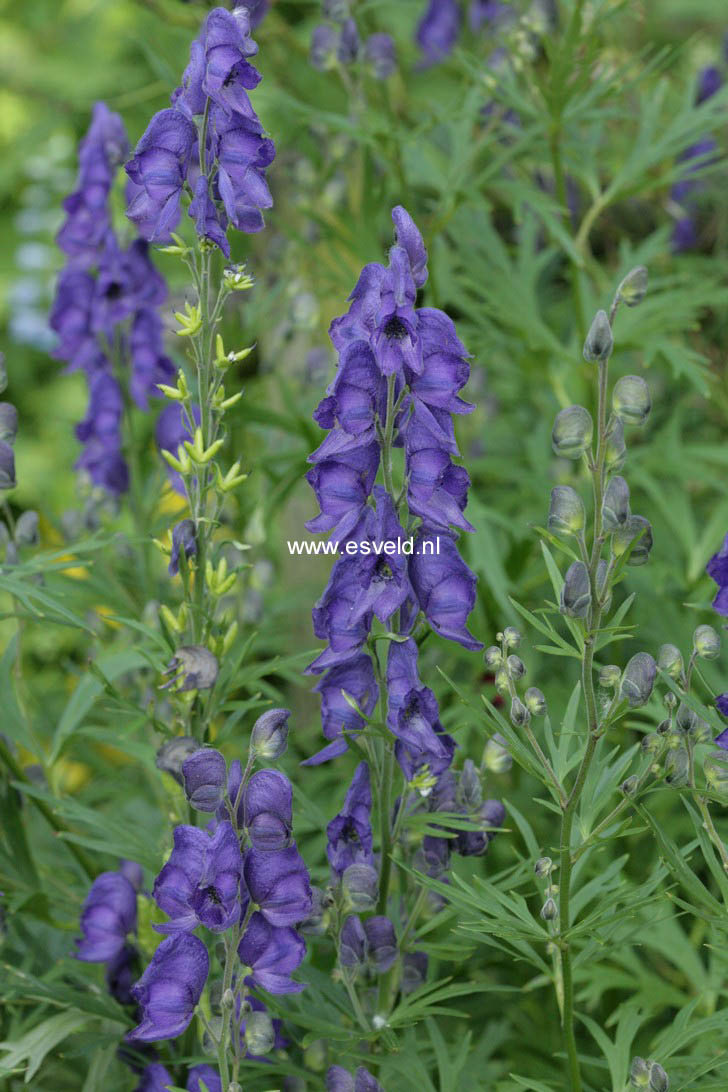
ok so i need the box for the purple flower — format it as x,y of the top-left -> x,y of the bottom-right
392,205 -> 428,288
243,844 -> 312,927
182,747 -> 227,812
326,1066 -> 384,1092
238,910 -> 306,993
416,0 -> 462,66
250,707 -> 291,760
410,533 -> 482,650
127,933 -> 209,1042
405,415 -> 474,534
105,942 -> 140,1006
338,18 -> 361,63
717,693 -> 728,718
364,33 -> 397,79
125,108 -> 198,242
189,174 -> 230,256
307,559 -> 376,674
129,309 -> 174,410
153,821 -> 243,934
244,769 -> 293,850
314,340 -> 385,437
49,269 -> 104,373
672,216 -> 698,252
76,871 -> 137,962
707,533 -> 728,615
697,64 -> 722,104
213,108 -> 275,234
455,798 -> 506,856
469,0 -> 514,31
305,438 -> 380,540
92,238 -> 166,333
311,24 -> 339,71
364,915 -> 398,972
169,519 -> 197,576
304,654 -> 379,765
371,248 -> 421,377
75,371 -> 129,495
187,1065 -> 222,1092
200,7 -> 262,118
386,639 -> 455,783
327,761 -> 374,878
339,914 -> 367,967
135,1065 -> 174,1092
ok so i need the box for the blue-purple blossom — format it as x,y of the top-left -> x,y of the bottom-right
182,747 -> 227,812
76,870 -> 137,962
187,1065 -> 222,1092
386,639 -> 455,783
244,769 -> 293,851
127,933 -> 209,1042
135,1064 -> 174,1092
410,532 -> 482,650
364,915 -> 398,972
169,518 -> 197,576
455,797 -> 506,856
326,761 -> 374,878
717,693 -> 728,718
243,844 -> 312,927
238,910 -> 306,993
327,1065 -> 385,1092
126,108 -> 198,243
74,371 -> 129,494
105,942 -> 140,1006
153,821 -> 243,934
416,0 -> 462,65
707,533 -> 728,615
129,309 -> 174,410
364,33 -> 397,79
339,913 -> 367,968
304,653 -> 379,765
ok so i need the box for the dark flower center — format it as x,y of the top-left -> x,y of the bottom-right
105,281 -> 123,301
200,884 -> 222,905
383,315 -> 409,341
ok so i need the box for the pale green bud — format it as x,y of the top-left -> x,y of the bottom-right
620,652 -> 657,707
548,485 -> 585,535
560,561 -> 591,618
552,405 -> 593,459
507,654 -> 526,679
245,1010 -> 275,1056
599,664 -> 621,688
621,775 -> 639,794
484,645 -> 503,667
602,475 -> 630,531
664,747 -> 689,787
704,750 -> 728,793
617,266 -> 648,308
484,733 -> 512,773
534,856 -> 552,877
648,1061 -> 669,1092
503,626 -> 522,648
540,897 -> 558,920
613,375 -> 651,426
510,696 -> 530,727
613,514 -> 653,565
605,417 -> 627,472
583,309 -> 614,362
630,1056 -> 650,1088
524,687 -> 547,716
693,623 -> 720,660
658,644 -> 683,680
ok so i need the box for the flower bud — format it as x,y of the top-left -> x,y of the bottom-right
182,747 -> 227,812
620,652 -> 657,707
244,1010 -> 275,1056
534,856 -> 552,877
221,987 -> 235,1009
162,645 -> 218,692
155,736 -> 199,784
0,442 -> 16,490
617,266 -> 648,308
560,561 -> 591,618
457,759 -> 482,810
605,418 -> 626,472
524,687 -> 547,716
583,309 -> 614,362
299,886 -> 329,936
613,375 -> 651,426
339,915 -> 367,968
0,403 -> 18,446
503,626 -> 521,648
704,750 -> 728,793
596,559 -> 611,612
657,644 -> 683,680
507,655 -> 525,679
364,916 -> 398,973
664,747 -> 689,787
14,510 -> 39,547
621,775 -> 639,794
692,718 -> 712,745
648,1061 -> 669,1092
641,733 -> 661,754
342,863 -> 379,912
676,702 -> 696,733
540,897 -> 558,920
494,668 -> 510,694
401,951 -> 428,993
656,718 -> 671,735
250,708 -> 290,759
599,664 -> 621,689
630,1056 -> 650,1088
548,486 -> 585,536
484,733 -> 512,773
510,696 -> 530,727
552,405 -> 593,459
602,475 -> 630,531
484,645 -> 502,667
613,515 -> 653,565
693,623 -> 720,660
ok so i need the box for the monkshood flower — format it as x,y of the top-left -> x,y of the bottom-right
75,869 -> 137,962
327,1064 -> 385,1091
105,943 -> 140,1006
127,933 -> 209,1041
416,0 -> 462,66
126,6 -> 275,248
243,769 -> 293,850
303,653 -> 378,765
136,1064 -> 223,1092
364,33 -> 397,80
707,532 -> 728,615
670,64 -> 723,252
409,533 -> 481,650
187,1066 -> 222,1092
153,821 -> 243,934
74,371 -> 128,495
182,747 -> 227,812
386,639 -> 455,787
455,797 -> 506,857
169,518 -> 197,576
237,911 -> 306,993
243,844 -> 313,927
326,761 -> 374,878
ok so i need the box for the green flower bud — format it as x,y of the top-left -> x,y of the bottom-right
303,1039 -> 328,1073
664,747 -> 689,787
245,1010 -> 275,1056
221,988 -> 235,1009
534,856 -> 552,877
620,652 -> 657,707
602,475 -> 630,531
647,1061 -> 669,1092
676,702 -> 696,733
457,759 -> 483,810
621,775 -> 639,794
596,559 -> 611,612
613,514 -> 653,565
342,863 -> 379,912
510,696 -> 530,727
484,733 -> 512,773
599,664 -> 621,688
560,561 -> 591,618
613,375 -> 651,426
693,623 -> 720,660
583,309 -> 614,363
524,686 -> 547,716
552,405 -> 593,459
617,266 -> 648,308
507,654 -> 526,679
692,718 -> 712,745
656,718 -> 671,735
658,643 -> 683,680
548,485 -> 586,536
14,510 -> 39,547
540,896 -> 558,920
503,626 -> 522,648
630,1056 -> 651,1088
641,733 -> 661,754
704,750 -> 728,793
494,668 -> 510,694
605,417 -> 627,472
484,645 -> 503,667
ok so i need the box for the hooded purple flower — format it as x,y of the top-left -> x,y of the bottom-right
153,821 -> 242,934
125,108 -> 198,242
455,797 -> 506,856
105,942 -> 140,1006
169,518 -> 198,576
371,248 -> 421,377
410,533 -> 482,650
49,268 -> 105,373
307,558 -> 375,674
386,639 -> 455,783
238,911 -> 306,994
392,205 -> 428,288
304,653 -> 379,765
92,238 -> 166,334
364,915 -> 398,972
189,174 -> 230,256
127,933 -> 209,1042
135,1065 -> 174,1092
129,309 -> 174,410
187,1066 -> 222,1092
416,0 -> 462,66
405,413 -> 474,534
305,439 -> 380,541
186,6 -> 262,120
75,371 -> 129,494
244,769 -> 293,851
365,33 -> 397,80
326,761 -> 374,878
717,693 -> 728,718
243,844 -> 312,927
212,108 -> 275,234
313,340 -> 386,437
707,533 -> 728,615
76,871 -> 137,962
182,747 -> 227,812
339,914 -> 367,967
327,1066 -> 385,1092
